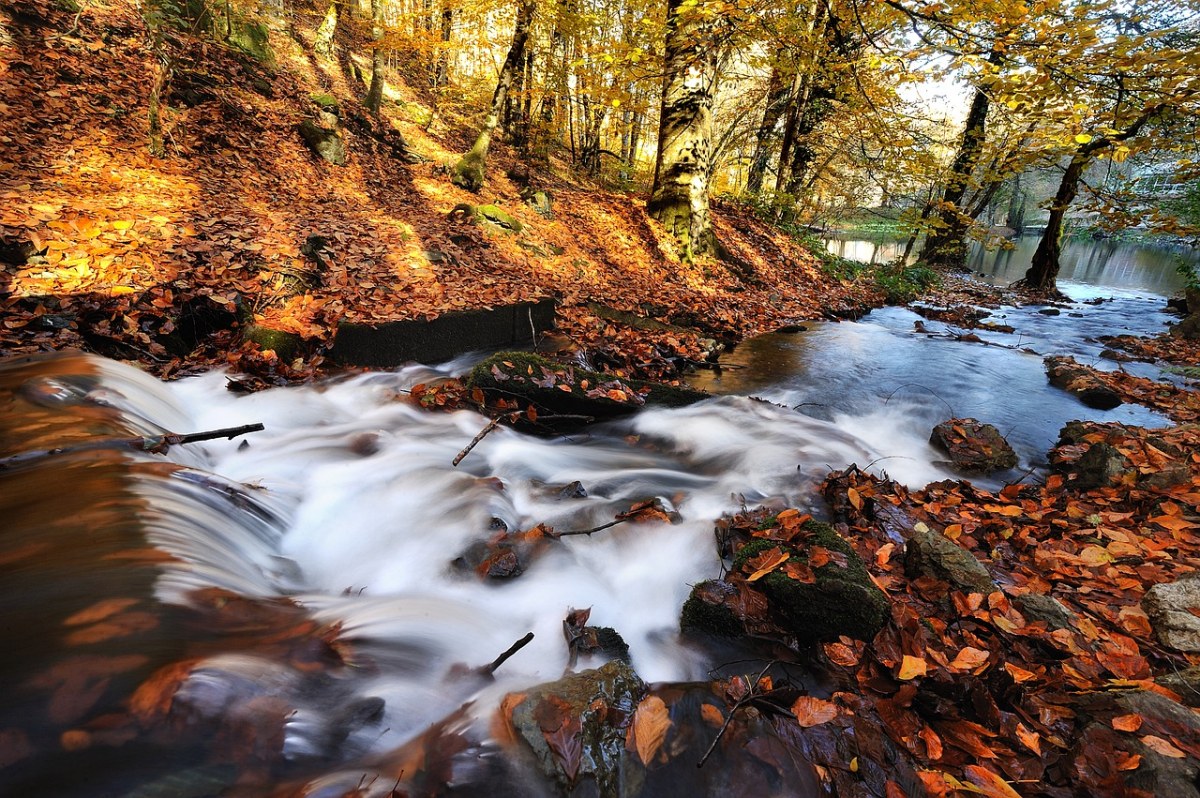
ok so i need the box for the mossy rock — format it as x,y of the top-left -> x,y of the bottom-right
298,120 -> 346,166
309,93 -> 339,113
681,580 -> 748,638
227,18 -> 273,64
243,324 -> 302,360
729,522 -> 889,642
468,352 -> 708,421
450,203 -> 523,234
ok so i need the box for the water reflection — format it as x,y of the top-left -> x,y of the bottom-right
823,234 -> 1197,295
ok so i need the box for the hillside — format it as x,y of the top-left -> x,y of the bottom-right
0,0 -> 872,383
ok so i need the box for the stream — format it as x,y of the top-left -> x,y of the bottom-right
0,248 -> 1192,796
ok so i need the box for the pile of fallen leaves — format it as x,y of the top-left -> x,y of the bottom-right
1100,333 -> 1200,368
0,0 -> 870,385
1047,356 -> 1200,423
789,419 -> 1200,796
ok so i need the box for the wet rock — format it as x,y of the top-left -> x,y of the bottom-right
1143,573 -> 1200,652
1072,690 -> 1200,798
468,352 -> 708,423
1038,307 -> 1061,316
1156,666 -> 1200,706
1070,442 -> 1130,489
558,480 -> 587,499
929,418 -> 1018,473
507,660 -> 644,796
904,522 -> 996,594
1014,592 -> 1075,630
1045,356 -> 1123,410
681,580 -> 756,639
1051,421 -> 1191,491
727,522 -> 889,642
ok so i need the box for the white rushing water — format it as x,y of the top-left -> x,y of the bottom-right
148,354 -> 961,750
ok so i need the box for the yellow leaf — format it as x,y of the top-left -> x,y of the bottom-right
111,220 -> 134,231
964,764 -> 1022,798
1075,133 -> 1093,144
897,655 -> 927,680
745,547 -> 790,582
847,488 -> 863,510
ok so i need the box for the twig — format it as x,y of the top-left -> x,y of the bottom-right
484,631 -> 534,675
452,418 -> 501,467
698,661 -> 775,768
0,423 -> 265,470
554,518 -> 625,537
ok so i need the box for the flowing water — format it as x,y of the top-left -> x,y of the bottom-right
0,254 -> 1192,795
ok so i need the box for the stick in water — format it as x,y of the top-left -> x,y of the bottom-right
452,417 -> 502,467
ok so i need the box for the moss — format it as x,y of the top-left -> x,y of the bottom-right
468,352 -> 708,412
227,19 -> 273,64
309,93 -> 339,112
475,203 -> 523,233
243,325 -> 302,360
450,148 -> 486,192
681,581 -> 745,638
731,521 -> 888,642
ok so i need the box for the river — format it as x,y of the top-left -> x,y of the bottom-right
0,240 -> 1192,796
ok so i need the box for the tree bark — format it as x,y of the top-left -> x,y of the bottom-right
433,5 -> 453,87
450,0 -> 536,190
745,67 -> 791,195
364,0 -> 384,117
314,0 -> 339,57
1006,173 -> 1025,235
918,51 -> 999,270
647,0 -> 716,261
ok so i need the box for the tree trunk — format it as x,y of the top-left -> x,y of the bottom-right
648,0 -> 716,261
364,0 -> 384,116
745,67 -> 791,195
450,0 -> 536,191
918,60 -> 997,270
433,5 -> 452,87
783,85 -> 833,199
1018,155 -> 1086,294
1006,173 -> 1025,235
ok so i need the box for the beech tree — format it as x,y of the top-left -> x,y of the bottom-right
647,0 -> 718,259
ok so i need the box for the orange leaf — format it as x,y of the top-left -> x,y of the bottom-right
823,641 -> 861,667
744,547 -> 789,582
1141,734 -> 1186,758
629,695 -> 671,766
791,696 -> 838,727
949,646 -> 990,672
847,488 -> 863,510
897,655 -> 927,680
1112,714 -> 1143,732
700,703 -> 724,728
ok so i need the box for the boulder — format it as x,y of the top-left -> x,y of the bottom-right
929,418 -> 1018,473
1143,572 -> 1200,652
904,522 -> 996,594
1156,665 -> 1200,707
523,189 -> 554,219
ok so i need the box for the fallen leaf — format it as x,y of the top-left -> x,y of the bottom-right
629,695 -> 671,766
1141,734 -> 1186,758
791,696 -> 838,727
897,655 -> 927,680
1112,714 -> 1143,732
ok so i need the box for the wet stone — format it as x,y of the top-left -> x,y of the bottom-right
929,417 -> 1018,473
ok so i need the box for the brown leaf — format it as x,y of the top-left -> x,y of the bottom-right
897,655 -> 927,680
628,695 -> 671,766
963,764 -> 1022,798
823,641 -> 861,667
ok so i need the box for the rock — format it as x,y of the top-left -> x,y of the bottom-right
309,93 -> 339,114
0,236 -> 37,266
904,522 -> 996,594
1070,442 -> 1130,489
929,418 -> 1018,473
1038,307 -> 1061,316
298,119 -> 346,166
1156,665 -> 1200,706
226,17 -> 273,64
1014,592 -> 1075,630
727,522 -> 890,642
507,661 -> 644,796
243,324 -> 303,361
467,351 -> 709,423
681,580 -> 754,639
1045,356 -> 1123,410
1072,690 -> 1200,798
522,188 -> 554,218
1143,572 -> 1200,652
476,204 -> 523,233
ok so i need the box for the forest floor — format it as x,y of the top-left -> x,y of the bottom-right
0,0 -> 874,386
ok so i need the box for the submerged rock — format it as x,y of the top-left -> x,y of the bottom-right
929,417 -> 1018,473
